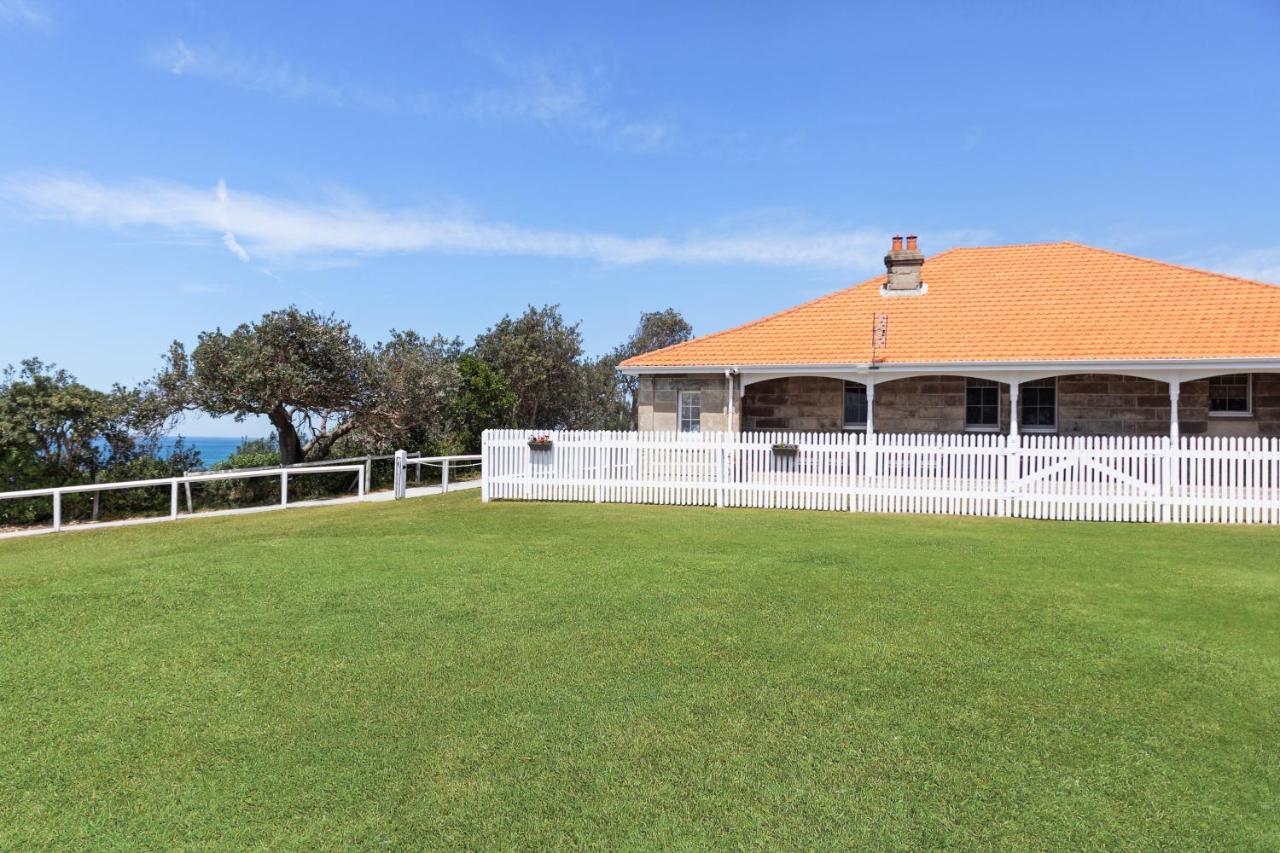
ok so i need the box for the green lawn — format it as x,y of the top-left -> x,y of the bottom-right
1,494 -> 1277,849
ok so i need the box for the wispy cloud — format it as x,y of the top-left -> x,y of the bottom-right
145,40 -> 435,115
0,173 -> 989,271
1202,248 -> 1280,285
144,39 -> 668,151
0,0 -> 52,30
467,51 -> 671,152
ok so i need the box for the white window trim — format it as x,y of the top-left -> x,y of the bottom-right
677,390 -> 701,433
963,378 -> 1002,433
1020,377 -> 1059,434
1208,373 -> 1253,418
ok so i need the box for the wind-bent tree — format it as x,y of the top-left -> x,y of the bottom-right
360,330 -> 463,453
472,305 -> 585,428
608,309 -> 693,428
157,308 -> 372,465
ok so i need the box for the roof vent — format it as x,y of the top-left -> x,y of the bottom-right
883,234 -> 924,292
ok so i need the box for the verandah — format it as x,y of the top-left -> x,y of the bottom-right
483,429 -> 1280,525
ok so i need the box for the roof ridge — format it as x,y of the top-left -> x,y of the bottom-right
946,240 -> 1075,251
620,245 -> 969,366
1060,241 -> 1280,292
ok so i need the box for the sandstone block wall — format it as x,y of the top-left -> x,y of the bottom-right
638,373 -> 1280,436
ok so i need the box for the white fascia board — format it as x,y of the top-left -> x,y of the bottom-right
620,357 -> 1280,381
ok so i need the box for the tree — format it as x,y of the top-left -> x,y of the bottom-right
360,331 -> 463,453
452,354 -> 516,452
156,308 -> 372,465
571,356 -> 631,430
0,358 -> 139,486
608,309 -> 693,428
472,305 -> 585,428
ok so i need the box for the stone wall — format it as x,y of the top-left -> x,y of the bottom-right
636,374 -> 738,431
740,376 -> 843,431
641,372 -> 1280,435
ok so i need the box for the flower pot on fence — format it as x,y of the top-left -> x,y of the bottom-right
772,444 -> 799,457
528,440 -> 554,451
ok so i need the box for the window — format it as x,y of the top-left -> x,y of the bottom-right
1208,374 -> 1252,416
843,382 -> 868,429
678,391 -> 701,432
965,378 -> 1000,431
1020,378 -> 1057,432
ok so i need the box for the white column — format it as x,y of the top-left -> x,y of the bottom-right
1008,381 -> 1020,437
1169,379 -> 1181,442
865,383 -> 876,436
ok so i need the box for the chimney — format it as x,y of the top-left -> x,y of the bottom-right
884,233 -> 924,292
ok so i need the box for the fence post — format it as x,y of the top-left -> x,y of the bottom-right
184,479 -> 193,513
481,432 -> 491,503
716,431 -> 726,508
52,489 -> 62,532
91,471 -> 102,522
442,458 -> 450,494
999,435 -> 1010,517
393,450 -> 407,499
365,456 -> 373,494
594,434 -> 603,503
1160,436 -> 1173,523
170,479 -> 179,519
280,470 -> 288,507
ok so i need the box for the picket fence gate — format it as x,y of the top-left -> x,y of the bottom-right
481,429 -> 1280,525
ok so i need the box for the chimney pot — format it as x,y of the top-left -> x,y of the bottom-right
883,233 -> 924,292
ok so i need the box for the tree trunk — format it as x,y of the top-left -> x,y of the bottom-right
268,405 -> 304,466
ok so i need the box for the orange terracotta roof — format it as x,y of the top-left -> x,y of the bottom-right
620,242 -> 1280,368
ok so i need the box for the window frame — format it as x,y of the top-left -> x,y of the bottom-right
677,390 -> 702,433
1019,377 -> 1058,434
1207,373 -> 1253,418
964,378 -> 1001,433
843,381 -> 868,431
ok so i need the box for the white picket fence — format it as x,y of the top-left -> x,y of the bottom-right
482,430 -> 1280,525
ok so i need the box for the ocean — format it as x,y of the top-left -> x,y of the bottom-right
158,436 -> 260,468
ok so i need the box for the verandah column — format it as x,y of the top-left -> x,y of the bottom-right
1162,379 -> 1181,522
1004,380 -> 1021,517
865,382 -> 877,508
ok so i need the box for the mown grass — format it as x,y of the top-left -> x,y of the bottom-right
1,493 -> 1277,849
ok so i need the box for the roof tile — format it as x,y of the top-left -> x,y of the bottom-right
620,242 -> 1280,367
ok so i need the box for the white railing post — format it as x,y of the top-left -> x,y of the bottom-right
170,479 -> 179,519
442,458 -> 450,494
357,464 -> 366,498
393,450 -> 407,499
280,470 -> 288,507
52,489 -> 62,532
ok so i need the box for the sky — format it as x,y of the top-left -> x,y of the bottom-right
1,0 -> 1278,437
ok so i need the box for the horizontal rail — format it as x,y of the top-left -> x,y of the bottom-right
0,465 -> 365,501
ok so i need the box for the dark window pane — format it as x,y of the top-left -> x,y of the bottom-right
1020,379 -> 1057,430
844,382 -> 867,425
965,378 -> 999,426
1209,374 -> 1250,413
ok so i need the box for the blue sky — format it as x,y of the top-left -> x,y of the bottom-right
1,0 -> 1278,437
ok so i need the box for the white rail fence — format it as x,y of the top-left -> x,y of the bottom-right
392,453 -> 483,499
1,464 -> 366,538
482,430 -> 1280,525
